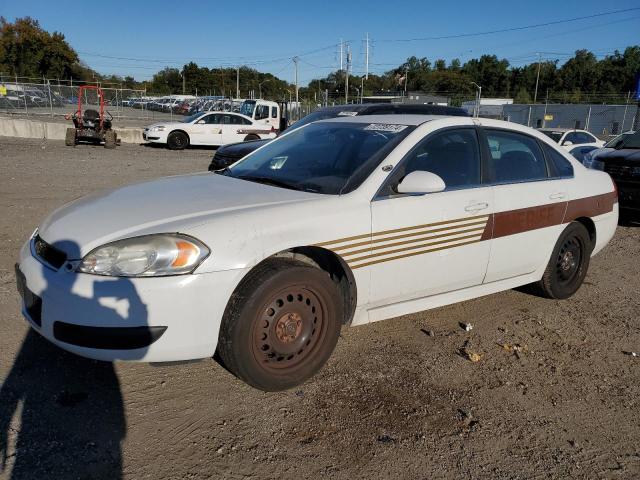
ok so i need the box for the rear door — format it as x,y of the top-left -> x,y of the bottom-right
221,114 -> 251,144
481,128 -> 571,283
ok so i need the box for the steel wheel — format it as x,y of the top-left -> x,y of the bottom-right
555,236 -> 582,285
251,286 -> 327,372
218,258 -> 343,391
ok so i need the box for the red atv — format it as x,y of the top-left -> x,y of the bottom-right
65,85 -> 118,148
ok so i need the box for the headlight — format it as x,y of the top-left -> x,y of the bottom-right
150,126 -> 165,132
77,234 -> 209,277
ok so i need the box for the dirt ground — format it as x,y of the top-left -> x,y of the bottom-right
0,136 -> 639,480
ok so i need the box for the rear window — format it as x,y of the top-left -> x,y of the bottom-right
543,144 -> 575,177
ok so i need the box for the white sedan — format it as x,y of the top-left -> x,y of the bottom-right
538,128 -> 605,150
16,115 -> 618,391
143,111 -> 276,150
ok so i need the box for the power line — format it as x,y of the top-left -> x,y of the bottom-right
376,7 -> 640,42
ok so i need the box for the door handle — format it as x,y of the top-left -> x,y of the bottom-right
549,192 -> 567,200
465,202 -> 489,212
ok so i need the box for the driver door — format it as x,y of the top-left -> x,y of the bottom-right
367,127 -> 494,307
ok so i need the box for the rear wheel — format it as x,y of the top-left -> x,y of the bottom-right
218,258 -> 342,391
244,134 -> 260,141
104,130 -> 117,149
167,131 -> 188,150
65,128 -> 76,146
528,222 -> 592,299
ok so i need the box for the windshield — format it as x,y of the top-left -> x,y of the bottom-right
540,130 -> 563,143
287,109 -> 359,131
607,131 -> 640,149
239,100 -> 256,117
224,121 -> 414,194
183,112 -> 205,123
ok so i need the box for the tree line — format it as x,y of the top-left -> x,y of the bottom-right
1,17 -> 638,104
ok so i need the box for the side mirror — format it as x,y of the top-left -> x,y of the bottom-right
397,171 -> 446,194
562,140 -> 573,146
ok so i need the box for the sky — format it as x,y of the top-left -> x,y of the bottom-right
2,0 -> 640,85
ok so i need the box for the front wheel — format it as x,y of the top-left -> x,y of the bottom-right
528,222 -> 592,299
218,259 -> 342,391
167,131 -> 188,150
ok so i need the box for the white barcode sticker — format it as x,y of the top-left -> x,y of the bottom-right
363,123 -> 408,133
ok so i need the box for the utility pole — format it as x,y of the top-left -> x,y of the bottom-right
236,66 -> 240,99
365,32 -> 369,80
404,66 -> 409,97
533,52 -> 541,104
182,69 -> 185,95
293,56 -> 299,104
345,45 -> 351,103
339,39 -> 343,71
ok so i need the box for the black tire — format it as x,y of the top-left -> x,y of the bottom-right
527,222 -> 592,299
244,134 -> 260,141
167,131 -> 188,150
65,128 -> 76,146
104,130 -> 117,149
218,258 -> 342,391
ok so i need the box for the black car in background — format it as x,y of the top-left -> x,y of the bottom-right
208,103 -> 469,171
591,130 -> 640,219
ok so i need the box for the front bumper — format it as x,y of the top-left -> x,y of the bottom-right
142,130 -> 167,143
16,237 -> 248,362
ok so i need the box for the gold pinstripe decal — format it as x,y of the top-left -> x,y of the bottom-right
331,220 -> 488,252
349,239 -> 482,269
344,232 -> 483,263
340,226 -> 486,257
314,214 -> 489,247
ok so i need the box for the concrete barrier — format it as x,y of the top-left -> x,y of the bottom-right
0,117 -> 144,144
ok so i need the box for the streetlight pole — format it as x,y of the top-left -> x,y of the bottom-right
293,56 -> 299,104
533,53 -> 542,104
471,82 -> 482,117
259,79 -> 270,99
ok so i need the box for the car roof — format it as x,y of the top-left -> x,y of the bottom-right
313,103 -> 468,117
316,114 -> 452,126
538,128 -> 586,133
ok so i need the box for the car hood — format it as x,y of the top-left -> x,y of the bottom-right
597,148 -> 640,163
217,139 -> 270,155
144,121 -> 188,129
38,173 -> 317,258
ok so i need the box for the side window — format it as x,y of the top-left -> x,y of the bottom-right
563,132 -> 579,144
225,115 -> 242,125
544,144 -> 575,176
392,128 -> 481,192
204,114 -> 221,125
241,117 -> 252,125
575,132 -> 596,144
271,106 -> 278,118
485,130 -> 548,183
255,105 -> 269,120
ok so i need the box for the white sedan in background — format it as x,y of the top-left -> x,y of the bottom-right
143,111 -> 276,150
538,128 -> 605,150
17,115 -> 618,391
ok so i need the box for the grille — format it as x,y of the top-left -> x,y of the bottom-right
33,235 -> 67,269
213,151 -> 243,167
605,164 -> 640,178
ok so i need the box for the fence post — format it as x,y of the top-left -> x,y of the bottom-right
47,80 -> 53,116
622,91 -> 631,131
526,105 -> 532,127
585,106 -> 592,131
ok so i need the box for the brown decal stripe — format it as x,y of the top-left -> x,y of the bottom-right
491,202 -> 567,239
565,191 -> 618,221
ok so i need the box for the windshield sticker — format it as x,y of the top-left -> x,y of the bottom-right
338,111 -> 358,116
363,123 -> 408,133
